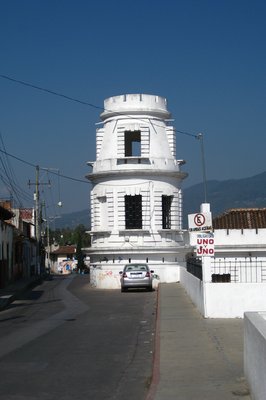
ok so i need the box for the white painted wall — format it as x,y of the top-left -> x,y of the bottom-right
90,264 -> 161,290
190,228 -> 266,249
204,283 -> 266,318
215,228 -> 266,246
181,260 -> 266,318
180,267 -> 204,315
244,312 -> 266,400
181,274 -> 266,318
184,215 -> 266,317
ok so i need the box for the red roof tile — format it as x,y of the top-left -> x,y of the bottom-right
51,245 -> 76,255
213,208 -> 266,229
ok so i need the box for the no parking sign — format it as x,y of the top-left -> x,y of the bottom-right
188,212 -> 212,232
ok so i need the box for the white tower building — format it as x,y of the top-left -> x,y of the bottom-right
86,94 -> 188,288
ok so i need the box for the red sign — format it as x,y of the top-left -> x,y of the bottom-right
194,213 -> 206,227
196,233 -> 215,256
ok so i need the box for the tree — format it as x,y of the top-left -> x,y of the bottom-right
49,224 -> 91,248
76,232 -> 85,270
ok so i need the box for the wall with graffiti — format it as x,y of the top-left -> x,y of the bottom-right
57,259 -> 77,274
90,264 -> 160,289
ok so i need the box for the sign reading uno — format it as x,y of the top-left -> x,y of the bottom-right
188,212 -> 212,232
196,233 -> 215,256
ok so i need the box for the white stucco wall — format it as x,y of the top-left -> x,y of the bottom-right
215,228 -> 266,246
190,228 -> 266,249
181,274 -> 266,318
244,312 -> 266,400
180,267 -> 205,315
204,283 -> 266,318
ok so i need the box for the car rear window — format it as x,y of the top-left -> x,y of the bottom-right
125,264 -> 148,272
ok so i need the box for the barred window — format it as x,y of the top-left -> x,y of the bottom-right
125,130 -> 141,157
125,195 -> 142,229
162,195 -> 173,229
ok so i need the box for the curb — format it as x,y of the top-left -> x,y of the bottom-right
0,294 -> 16,310
146,283 -> 161,400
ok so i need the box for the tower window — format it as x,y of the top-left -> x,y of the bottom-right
125,195 -> 142,229
162,195 -> 173,229
125,130 -> 141,157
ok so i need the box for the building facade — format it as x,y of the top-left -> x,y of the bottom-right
86,94 -> 188,288
183,207 -> 266,318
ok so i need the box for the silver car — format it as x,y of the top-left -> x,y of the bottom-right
120,263 -> 154,292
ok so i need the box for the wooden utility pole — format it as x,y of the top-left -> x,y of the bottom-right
28,165 -> 50,275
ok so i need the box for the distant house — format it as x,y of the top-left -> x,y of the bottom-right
12,208 -> 37,278
50,245 -> 76,274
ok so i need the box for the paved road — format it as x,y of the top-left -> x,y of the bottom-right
0,274 -> 157,400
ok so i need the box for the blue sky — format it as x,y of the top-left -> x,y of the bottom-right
0,0 -> 265,217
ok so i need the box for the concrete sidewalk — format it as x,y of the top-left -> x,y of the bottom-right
0,275 -> 45,310
148,283 -> 251,400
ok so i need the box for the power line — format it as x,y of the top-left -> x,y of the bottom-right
41,167 -> 89,184
0,74 -> 102,110
0,147 -> 36,168
0,132 -> 32,206
0,148 -> 89,184
174,129 -> 198,138
0,73 -> 206,201
0,73 -> 199,138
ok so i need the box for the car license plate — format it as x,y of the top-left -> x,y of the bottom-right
130,272 -> 142,278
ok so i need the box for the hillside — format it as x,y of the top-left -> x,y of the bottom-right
55,172 -> 266,229
54,209 -> 91,229
183,171 -> 266,225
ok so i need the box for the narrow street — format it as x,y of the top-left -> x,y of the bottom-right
0,275 -> 157,400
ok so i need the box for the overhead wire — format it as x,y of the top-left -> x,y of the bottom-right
0,145 -> 89,219
0,73 -> 203,213
0,132 -> 33,206
0,148 -> 90,184
0,73 -> 200,138
0,74 -> 102,111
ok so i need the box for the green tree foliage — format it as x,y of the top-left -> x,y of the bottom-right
49,224 -> 91,248
76,232 -> 85,270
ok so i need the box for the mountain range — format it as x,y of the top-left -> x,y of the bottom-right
54,172 -> 266,229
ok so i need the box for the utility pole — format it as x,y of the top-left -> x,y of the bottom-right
197,133 -> 207,203
35,165 -> 40,243
28,165 -> 50,275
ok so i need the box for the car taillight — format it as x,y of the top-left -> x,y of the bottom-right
145,272 -> 151,277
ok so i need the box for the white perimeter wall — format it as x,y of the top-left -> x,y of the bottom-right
90,263 -> 182,289
204,283 -> 266,318
180,268 -> 204,315
180,267 -> 266,318
244,312 -> 266,400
